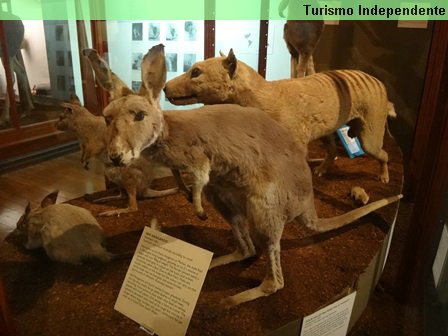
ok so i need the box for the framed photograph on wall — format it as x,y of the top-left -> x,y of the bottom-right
57,75 -> 66,91
67,51 -> 72,67
166,53 -> 178,72
132,81 -> 142,92
132,52 -> 143,70
183,53 -> 196,72
55,24 -> 64,41
132,22 -> 143,41
56,50 -> 65,66
166,22 -> 178,41
148,22 -> 160,41
184,21 -> 197,41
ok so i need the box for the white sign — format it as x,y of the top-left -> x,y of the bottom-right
300,291 -> 357,336
433,224 -> 448,287
115,227 -> 213,336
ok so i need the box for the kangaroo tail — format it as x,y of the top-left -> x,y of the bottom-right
315,194 -> 403,232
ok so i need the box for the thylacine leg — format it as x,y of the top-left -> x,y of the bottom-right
290,55 -> 299,78
296,52 -> 311,78
285,41 -> 299,78
353,118 -> 389,183
12,57 -> 34,113
314,134 -> 338,176
306,54 -> 316,75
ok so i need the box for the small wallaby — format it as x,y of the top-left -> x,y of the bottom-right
15,190 -> 114,264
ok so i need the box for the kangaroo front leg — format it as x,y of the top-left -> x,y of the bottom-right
99,185 -> 138,216
171,169 -> 192,202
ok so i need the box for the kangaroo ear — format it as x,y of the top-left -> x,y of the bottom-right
141,44 -> 166,106
83,48 -> 131,101
24,202 -> 31,216
41,190 -> 59,208
223,48 -> 237,79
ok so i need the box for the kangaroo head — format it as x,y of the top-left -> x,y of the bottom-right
55,99 -> 91,132
103,94 -> 164,166
16,190 -> 59,235
164,49 -> 238,105
84,45 -> 166,167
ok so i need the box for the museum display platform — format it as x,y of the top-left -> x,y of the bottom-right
0,135 -> 403,336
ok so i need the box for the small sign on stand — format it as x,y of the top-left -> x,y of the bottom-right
115,226 -> 213,336
300,291 -> 357,336
336,125 -> 365,159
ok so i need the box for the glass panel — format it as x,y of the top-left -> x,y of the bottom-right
0,20 -> 84,131
215,20 -> 260,70
265,19 -> 289,80
106,20 -> 205,110
266,20 -> 433,160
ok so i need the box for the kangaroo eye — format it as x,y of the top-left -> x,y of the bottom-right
134,111 -> 145,121
104,116 -> 113,126
191,68 -> 201,78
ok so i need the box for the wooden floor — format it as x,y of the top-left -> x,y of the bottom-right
0,152 -> 106,241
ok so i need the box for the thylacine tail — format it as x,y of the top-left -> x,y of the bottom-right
387,101 -> 397,118
315,194 -> 403,232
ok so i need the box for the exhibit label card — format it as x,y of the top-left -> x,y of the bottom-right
300,291 -> 357,336
115,227 -> 213,336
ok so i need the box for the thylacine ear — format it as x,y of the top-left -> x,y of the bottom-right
223,48 -> 237,79
82,49 -> 132,101
41,190 -> 59,208
141,44 -> 167,107
60,103 -> 74,114
69,93 -> 82,106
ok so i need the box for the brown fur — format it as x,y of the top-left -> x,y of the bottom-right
55,95 -> 178,217
283,20 -> 324,78
164,51 -> 396,183
278,1 -> 324,77
82,48 -> 193,209
103,44 -> 402,309
15,190 -> 111,264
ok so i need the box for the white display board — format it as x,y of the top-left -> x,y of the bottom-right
300,291 -> 357,336
115,227 -> 213,336
433,224 -> 448,287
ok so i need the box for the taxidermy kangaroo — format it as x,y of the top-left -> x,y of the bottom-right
100,44 -> 402,309
15,190 -> 113,264
82,48 -> 193,214
164,50 -> 397,183
55,95 -> 179,217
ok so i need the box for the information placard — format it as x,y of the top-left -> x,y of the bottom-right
300,291 -> 357,336
115,227 -> 213,336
